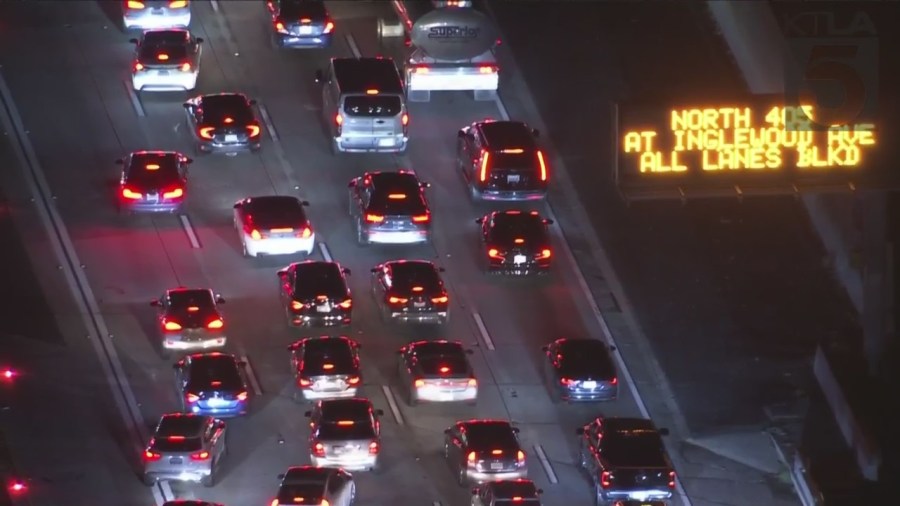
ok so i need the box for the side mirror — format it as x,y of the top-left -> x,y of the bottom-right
540,345 -> 549,353
659,428 -> 670,436
150,299 -> 161,307
575,427 -> 585,435
512,427 -> 520,434
300,200 -> 310,206
128,38 -> 139,44
465,349 -> 474,355
249,99 -> 257,106
370,267 -> 379,273
375,409 -> 384,416
304,411 -> 312,417
184,157 -> 194,164
216,296 -> 226,304
216,420 -> 226,429
196,37 -> 204,43
182,102 -> 192,109
537,488 -> 544,494
342,267 -> 351,275
475,218 -> 484,224
438,267 -> 446,272
277,473 -> 285,480
115,158 -> 124,165
443,429 -> 452,435
457,129 -> 466,138
233,203 -> 241,209
532,128 -> 540,137
237,360 -> 247,367
354,343 -> 362,350
347,180 -> 357,188
420,182 -> 431,188
314,70 -> 324,83
277,269 -> 287,277
287,343 -> 297,351
543,219 -> 554,225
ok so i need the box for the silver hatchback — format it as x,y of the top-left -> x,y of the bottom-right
123,0 -> 191,31
142,413 -> 226,487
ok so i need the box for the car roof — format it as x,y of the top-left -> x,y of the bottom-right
162,501 -> 222,506
409,340 -> 464,356
157,414 -> 207,437
283,465 -> 332,484
293,261 -> 341,277
491,211 -> 543,226
557,338 -> 608,353
319,398 -> 372,419
199,93 -> 249,109
302,335 -> 352,350
487,480 -> 539,497
366,171 -> 420,192
332,57 -> 403,95
125,152 -> 181,183
599,417 -> 658,432
142,29 -> 190,44
478,121 -> 535,150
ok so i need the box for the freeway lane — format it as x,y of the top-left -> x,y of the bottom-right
0,1 -> 681,506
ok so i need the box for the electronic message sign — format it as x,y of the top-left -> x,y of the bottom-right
615,95 -> 885,201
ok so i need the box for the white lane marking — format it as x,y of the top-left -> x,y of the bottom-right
151,482 -> 165,506
209,0 -> 219,13
123,80 -> 145,117
318,242 -> 332,262
432,502 -> 441,506
0,71 -> 151,453
381,385 -> 404,425
178,214 -> 201,249
533,444 -> 558,484
472,312 -> 495,351
159,481 -> 174,502
257,103 -> 279,141
481,7 -> 693,503
345,33 -> 361,58
241,355 -> 263,395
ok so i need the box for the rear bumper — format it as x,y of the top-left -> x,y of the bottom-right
163,334 -> 227,351
121,200 -> 183,213
487,262 -> 550,276
245,234 -> 315,257
366,229 -> 429,245
334,135 -> 407,154
475,186 -> 547,201
187,403 -> 247,418
558,385 -> 618,402
299,387 -> 359,401
123,12 -> 191,30
132,71 -> 198,91
413,386 -> 477,403
143,468 -> 211,483
311,454 -> 377,471
288,311 -> 351,327
198,139 -> 261,154
276,32 -> 333,48
407,70 -> 499,92
601,489 -> 673,502
387,310 -> 448,325
466,467 -> 527,484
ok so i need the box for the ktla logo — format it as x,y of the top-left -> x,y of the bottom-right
784,10 -> 878,130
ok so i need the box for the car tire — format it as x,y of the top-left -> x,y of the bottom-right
406,385 -> 417,406
457,466 -> 467,486
141,474 -> 155,486
594,483 -> 604,506
330,139 -> 339,155
349,482 -> 356,504
241,237 -> 250,258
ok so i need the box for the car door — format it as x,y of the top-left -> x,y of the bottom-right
584,422 -> 603,481
446,425 -> 465,470
209,419 -> 226,459
184,98 -> 201,133
542,341 -> 557,386
279,267 -> 295,308
175,358 -> 189,400
348,177 -> 363,217
372,264 -> 389,302
460,129 -> 477,179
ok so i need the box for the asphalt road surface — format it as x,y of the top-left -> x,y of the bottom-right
0,1 -> 688,505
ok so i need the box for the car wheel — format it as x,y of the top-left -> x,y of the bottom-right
241,237 -> 250,258
457,466 -> 467,486
330,139 -> 339,155
407,385 -> 417,406
349,482 -> 356,504
594,483 -> 604,506
356,221 -> 369,246
141,474 -> 155,486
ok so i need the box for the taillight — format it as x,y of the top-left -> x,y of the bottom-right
388,296 -> 408,304
169,0 -> 187,7
467,378 -> 477,387
539,248 -> 552,259
296,226 -> 311,238
290,301 -> 303,310
324,21 -> 335,34
121,187 -> 142,200
401,113 -> 409,133
414,379 -> 425,388
127,0 -> 145,9
365,214 -> 384,223
517,450 -> 526,463
479,65 -> 497,74
162,188 -> 184,199
491,449 -> 503,456
488,248 -> 503,259
321,500 -> 330,506
206,318 -> 224,329
298,377 -> 312,387
479,150 -> 490,182
186,393 -> 200,403
412,214 -> 429,223
601,471 -> 612,488
560,377 -> 576,386
368,440 -> 379,454
247,124 -> 261,137
431,295 -> 448,304
2,369 -> 16,382
537,150 -> 548,182
236,391 -> 249,401
275,21 -> 286,33
339,299 -> 352,309
179,62 -> 191,72
198,127 -> 215,139
467,451 -> 477,463
143,450 -> 161,461
163,320 -> 182,331
133,61 -> 144,72
347,376 -> 360,385
611,377 -> 618,385
190,451 -> 210,461
312,442 -> 326,457
413,66 -> 429,74
334,113 -> 343,135
249,229 -> 262,240
668,470 -> 676,488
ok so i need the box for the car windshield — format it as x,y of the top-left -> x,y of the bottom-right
343,96 -> 401,117
188,356 -> 243,391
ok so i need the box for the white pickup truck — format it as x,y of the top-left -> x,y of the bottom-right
378,0 -> 500,102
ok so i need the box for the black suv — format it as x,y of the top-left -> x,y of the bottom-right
183,93 -> 261,155
477,210 -> 553,275
444,420 -> 527,485
457,120 -> 548,201
349,170 -> 432,246
289,336 -> 362,403
576,417 -> 675,504
542,338 -> 618,403
371,260 -> 449,325
278,261 -> 352,327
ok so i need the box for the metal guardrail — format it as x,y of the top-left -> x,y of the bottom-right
790,451 -> 825,506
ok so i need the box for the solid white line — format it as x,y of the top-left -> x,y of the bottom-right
178,214 -> 201,249
257,103 -> 279,141
345,33 -> 361,58
472,312 -> 495,351
209,0 -> 219,13
533,444 -> 558,484
241,355 -> 263,395
123,80 -> 145,117
381,385 -> 404,425
0,71 -> 151,453
318,242 -> 332,262
151,482 -> 165,506
492,94 -> 510,121
159,481 -> 174,502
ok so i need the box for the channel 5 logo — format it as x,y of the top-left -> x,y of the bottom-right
783,9 -> 878,130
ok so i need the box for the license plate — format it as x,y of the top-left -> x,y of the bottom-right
152,9 -> 164,15
490,462 -> 503,470
158,70 -> 169,76
513,255 -> 527,264
507,174 -> 521,183
298,25 -> 313,35
316,304 -> 331,313
225,134 -> 238,143
583,381 -> 597,389
413,301 -> 426,308
146,193 -> 159,203
332,446 -> 343,454
377,138 -> 395,147
168,457 -> 183,464
207,398 -> 227,407
438,392 -> 454,401
317,380 -> 337,389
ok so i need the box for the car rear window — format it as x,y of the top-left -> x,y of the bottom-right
188,357 -> 243,391
280,0 -> 327,19
491,214 -> 544,242
302,339 -> 355,375
139,43 -> 188,62
369,192 -> 427,215
127,153 -> 180,187
153,436 -> 203,453
465,423 -> 518,449
277,484 -> 324,505
495,500 -> 541,505
201,95 -> 253,124
389,263 -> 442,292
343,96 -> 401,117
418,354 -> 468,376
168,290 -> 214,309
317,420 -> 376,440
292,263 -> 344,298
245,197 -> 308,228
490,151 -> 537,172
601,431 -> 668,467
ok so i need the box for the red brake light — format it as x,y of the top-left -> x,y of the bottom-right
467,378 -> 477,387
335,113 -> 343,126
401,113 -> 409,126
611,377 -> 618,385
479,150 -> 490,182
560,377 -> 576,386
291,301 -> 303,310
163,188 -> 183,199
157,53 -> 170,61
179,62 -> 191,72
163,320 -> 182,331
347,376 -> 360,385
247,124 -> 261,137
250,229 -> 262,240
299,377 -> 312,387
275,21 -> 285,31
412,214 -> 430,223
414,66 -> 429,74
127,0 -> 145,9
168,436 -> 185,441
491,449 -> 503,455
479,65 -> 497,74
237,391 -> 249,401
8,481 -> 26,494
365,214 -> 384,223
467,451 -> 476,463
169,0 -> 187,7
2,369 -> 16,381
133,61 -> 144,72
431,295 -> 448,304
121,187 -> 142,200
322,364 -> 334,370
300,17 -> 311,23
313,442 -> 326,457
297,227 -> 312,238
411,286 -> 424,292
199,127 -> 215,139
439,366 -> 450,374
187,306 -> 200,312
539,248 -> 552,259
669,470 -> 676,488
488,248 -> 502,259
537,150 -> 548,182
338,299 -> 352,309
206,318 -> 224,329
369,440 -> 379,454
324,21 -> 335,34
388,296 -> 408,304
414,379 -> 425,388
601,471 -> 612,488
517,450 -> 526,463
186,393 -> 200,403
190,451 -> 210,461
143,450 -> 161,461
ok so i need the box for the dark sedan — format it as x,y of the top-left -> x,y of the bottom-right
542,338 -> 618,402
477,210 -> 553,275
268,0 -> 334,48
117,151 -> 189,214
183,93 -> 261,155
278,261 -> 352,327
